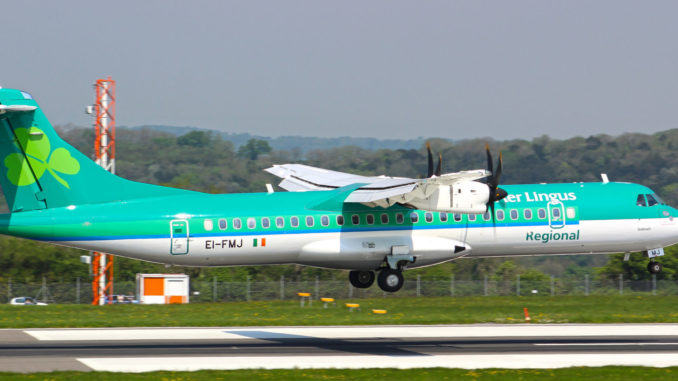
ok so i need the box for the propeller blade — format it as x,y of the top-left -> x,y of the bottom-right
485,143 -> 493,181
492,152 -> 503,190
435,153 -> 442,177
426,143 -> 434,178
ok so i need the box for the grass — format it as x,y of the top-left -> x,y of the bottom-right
1,367 -> 678,380
2,295 -> 678,328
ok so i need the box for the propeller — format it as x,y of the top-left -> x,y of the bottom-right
426,143 -> 443,178
485,143 -> 508,221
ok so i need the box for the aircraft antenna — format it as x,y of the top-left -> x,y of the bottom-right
90,77 -> 116,305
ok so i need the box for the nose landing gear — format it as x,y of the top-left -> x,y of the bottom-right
648,261 -> 663,274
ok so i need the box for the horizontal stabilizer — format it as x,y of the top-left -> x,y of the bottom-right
0,104 -> 37,113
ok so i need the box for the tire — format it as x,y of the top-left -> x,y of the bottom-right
349,270 -> 375,288
377,268 -> 404,293
648,262 -> 663,274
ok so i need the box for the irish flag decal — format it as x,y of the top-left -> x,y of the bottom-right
253,238 -> 267,247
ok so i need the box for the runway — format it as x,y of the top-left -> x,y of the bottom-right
3,324 -> 678,373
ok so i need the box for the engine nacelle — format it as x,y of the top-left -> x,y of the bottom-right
407,181 -> 489,214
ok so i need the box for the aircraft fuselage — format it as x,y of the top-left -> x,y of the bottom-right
1,181 -> 675,271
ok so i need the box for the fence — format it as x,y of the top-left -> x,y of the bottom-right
2,275 -> 678,304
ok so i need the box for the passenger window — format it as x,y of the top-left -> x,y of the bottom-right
566,207 -> 576,219
425,212 -> 433,223
381,214 -> 389,224
496,210 -> 505,221
291,216 -> 299,228
321,215 -> 329,226
510,210 -> 518,220
352,215 -> 360,225
336,215 -> 344,226
410,212 -> 419,223
275,217 -> 284,228
552,208 -> 561,218
203,219 -> 213,231
233,218 -> 242,229
524,209 -> 532,220
366,214 -> 375,225
440,212 -> 448,222
636,194 -> 647,207
306,216 -> 315,227
262,217 -> 270,229
218,218 -> 228,230
538,209 -> 546,219
468,214 -> 476,221
647,194 -> 658,207
483,211 -> 491,221
247,218 -> 256,229
454,213 -> 462,222
396,213 -> 404,224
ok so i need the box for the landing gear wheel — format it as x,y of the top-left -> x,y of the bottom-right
648,261 -> 663,274
349,270 -> 375,288
377,268 -> 404,293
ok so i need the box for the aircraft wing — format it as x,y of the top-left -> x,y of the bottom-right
265,164 -> 490,208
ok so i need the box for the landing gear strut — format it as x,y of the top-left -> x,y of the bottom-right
648,261 -> 663,274
377,268 -> 404,293
348,270 -> 375,288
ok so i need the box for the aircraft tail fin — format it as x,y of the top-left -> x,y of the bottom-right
0,88 -> 188,212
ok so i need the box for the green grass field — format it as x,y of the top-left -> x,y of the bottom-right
2,295 -> 678,328
1,367 -> 678,380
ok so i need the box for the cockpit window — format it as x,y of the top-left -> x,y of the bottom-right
636,194 -> 647,207
652,193 -> 665,205
646,194 -> 658,207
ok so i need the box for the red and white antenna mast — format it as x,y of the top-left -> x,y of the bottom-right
90,77 -> 116,305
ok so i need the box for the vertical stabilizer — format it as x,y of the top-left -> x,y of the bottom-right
0,89 -> 190,212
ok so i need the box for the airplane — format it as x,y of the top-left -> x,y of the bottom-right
0,87 -> 675,293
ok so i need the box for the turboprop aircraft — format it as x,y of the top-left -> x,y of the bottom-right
0,88 -> 676,292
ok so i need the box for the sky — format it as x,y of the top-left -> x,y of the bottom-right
1,1 -> 677,140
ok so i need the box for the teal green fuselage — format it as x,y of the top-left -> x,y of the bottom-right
0,181 -> 675,268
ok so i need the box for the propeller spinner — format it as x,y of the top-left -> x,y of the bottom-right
485,143 -> 508,218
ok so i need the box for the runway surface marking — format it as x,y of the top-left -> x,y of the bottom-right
24,323 -> 678,341
77,353 -> 678,372
11,324 -> 678,372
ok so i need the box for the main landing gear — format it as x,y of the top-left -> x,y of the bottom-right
348,270 -> 375,288
377,268 -> 404,293
348,269 -> 405,293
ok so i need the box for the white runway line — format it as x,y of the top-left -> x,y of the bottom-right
77,353 -> 678,372
24,324 -> 678,341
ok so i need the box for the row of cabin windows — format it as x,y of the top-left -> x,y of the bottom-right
456,206 -> 574,222
201,207 -> 576,232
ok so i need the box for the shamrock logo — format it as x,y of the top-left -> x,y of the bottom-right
4,127 -> 80,189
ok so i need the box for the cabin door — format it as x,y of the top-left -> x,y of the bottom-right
170,220 -> 189,255
547,199 -> 565,229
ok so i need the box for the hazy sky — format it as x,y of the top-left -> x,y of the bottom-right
1,1 -> 676,140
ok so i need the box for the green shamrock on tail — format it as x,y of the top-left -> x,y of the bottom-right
4,127 -> 80,189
